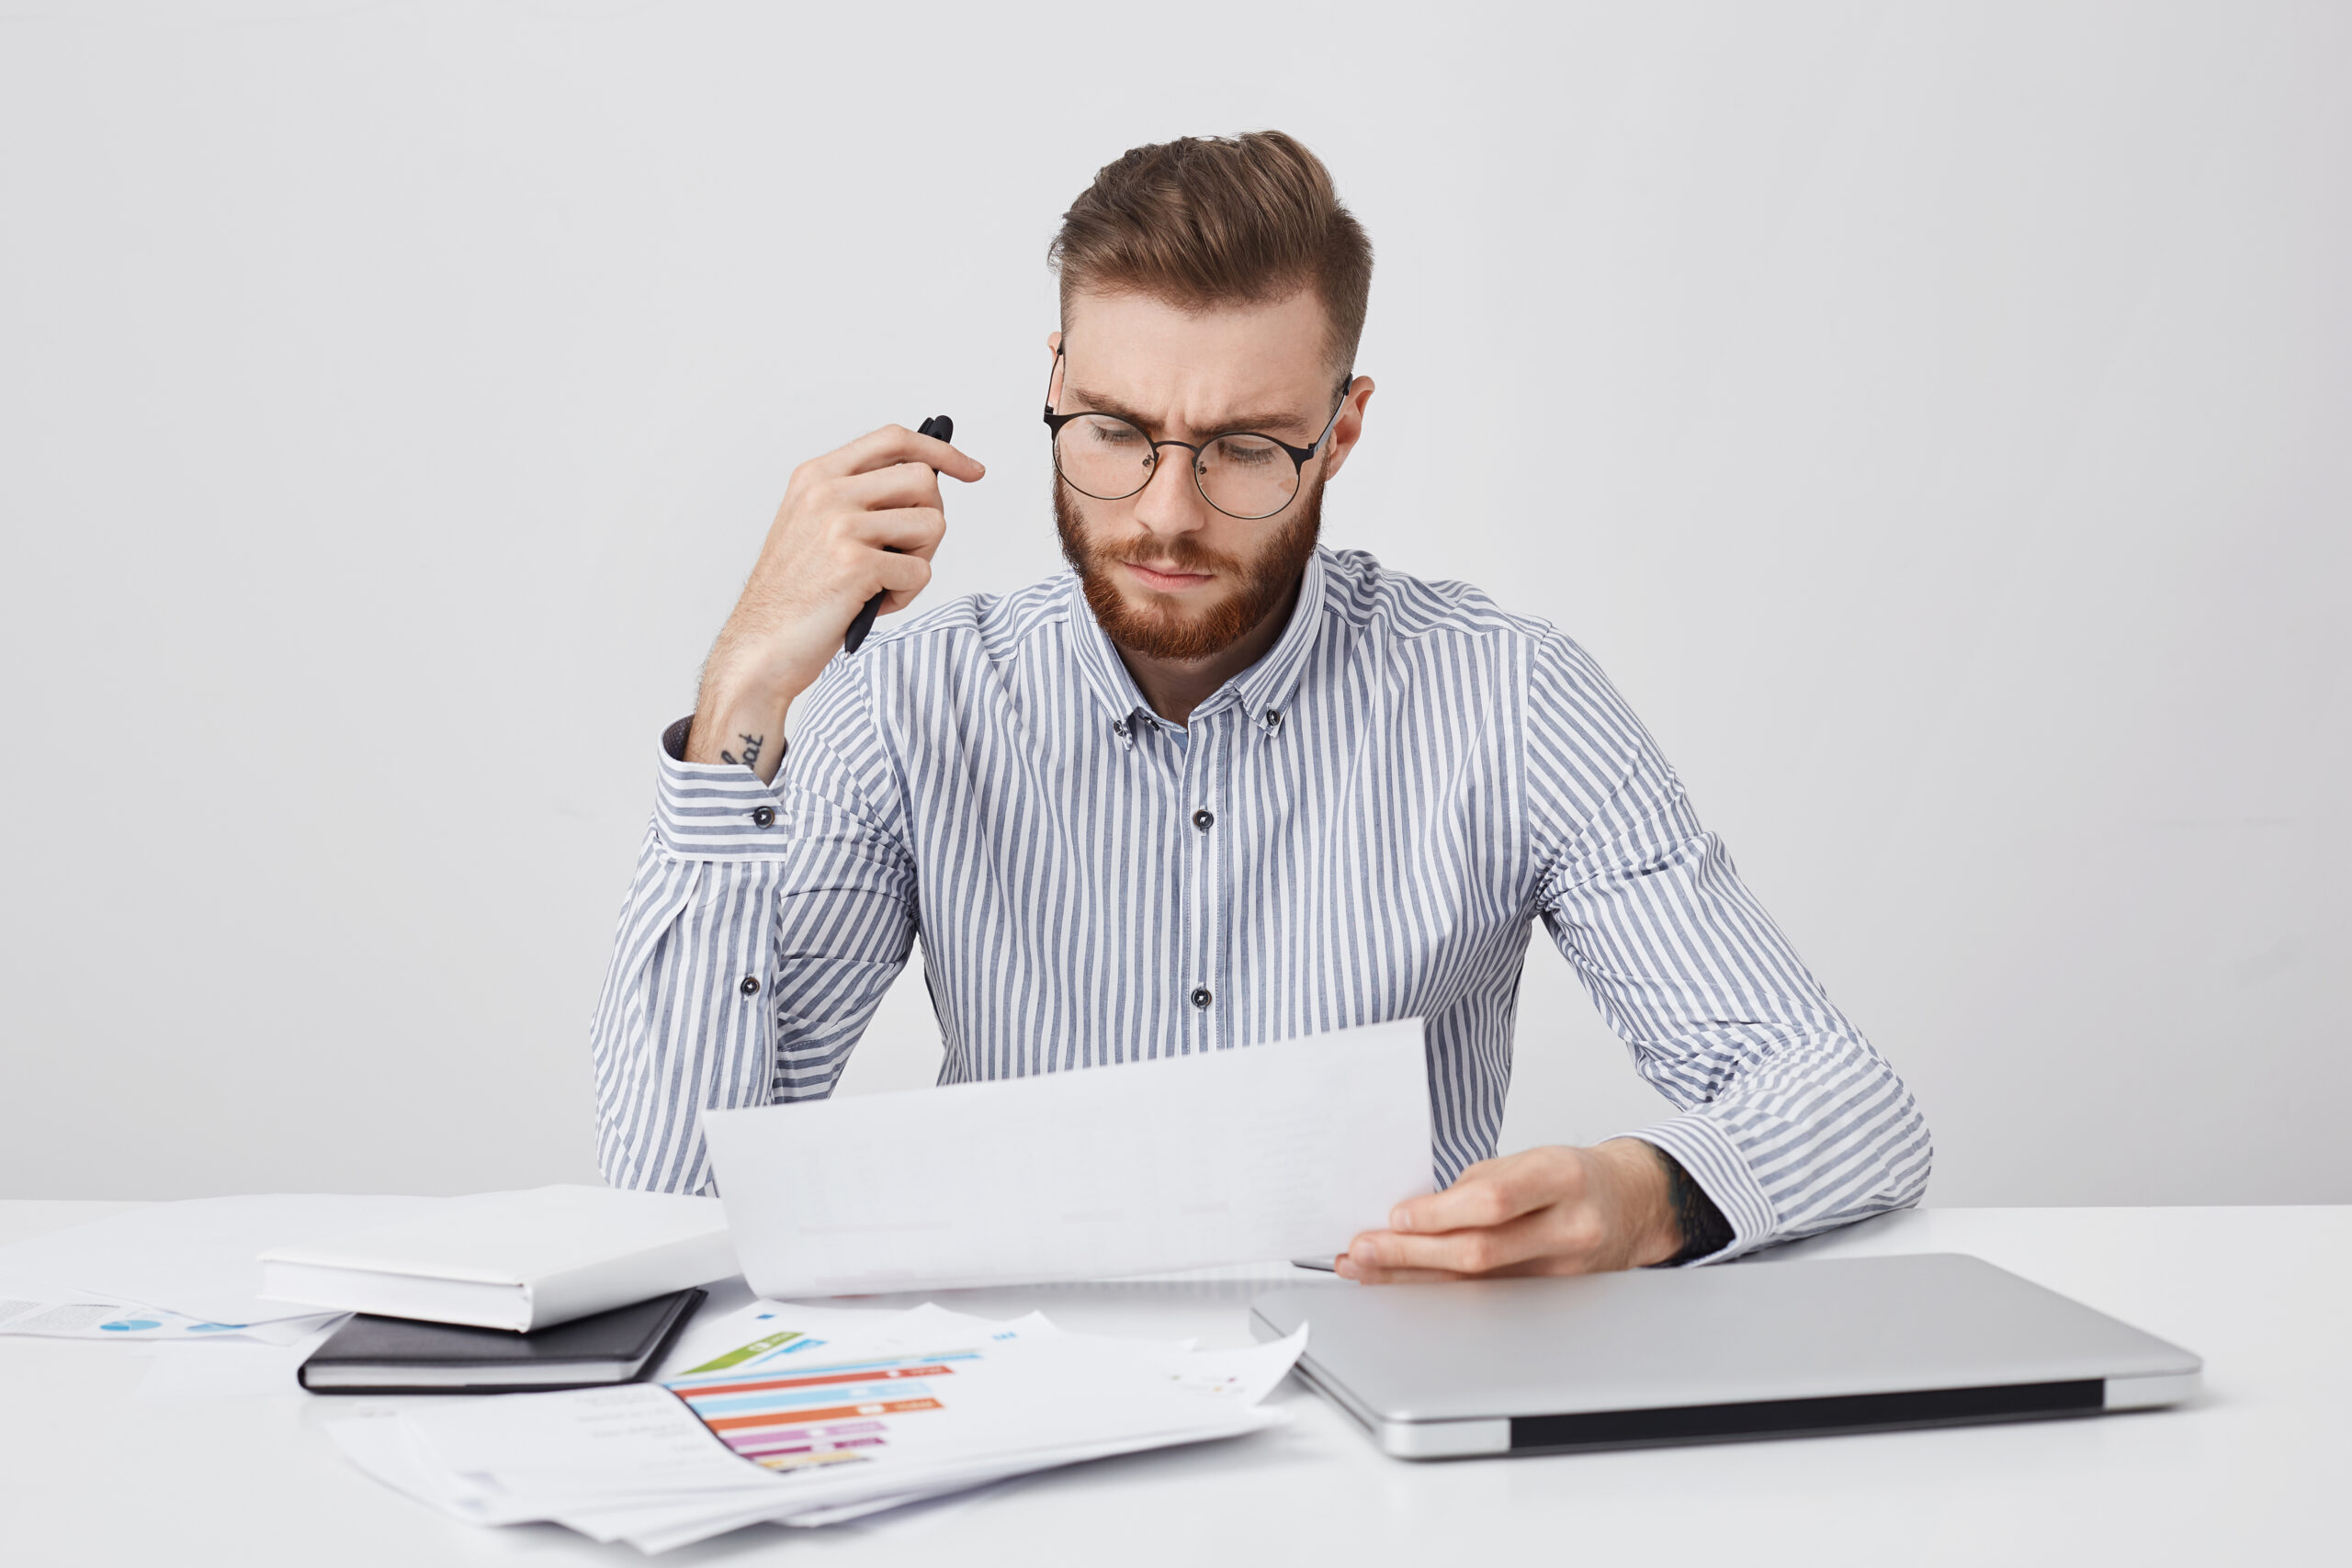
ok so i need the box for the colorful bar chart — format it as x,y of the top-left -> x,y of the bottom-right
667,1348 -> 979,1473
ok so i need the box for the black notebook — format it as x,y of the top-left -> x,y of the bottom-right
298,1287 -> 705,1393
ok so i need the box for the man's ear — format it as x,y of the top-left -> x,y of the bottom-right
1320,376 -> 1376,483
1045,331 -> 1065,406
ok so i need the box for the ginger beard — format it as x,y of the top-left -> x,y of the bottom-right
1054,468 -> 1326,662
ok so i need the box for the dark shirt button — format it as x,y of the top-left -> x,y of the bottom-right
740,976 -> 761,996
1190,986 -> 1213,1009
1192,808 -> 1215,831
751,806 -> 775,829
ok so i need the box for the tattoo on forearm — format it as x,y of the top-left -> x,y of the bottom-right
719,733 -> 765,769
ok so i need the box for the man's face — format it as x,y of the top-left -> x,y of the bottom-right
1050,288 -> 1366,662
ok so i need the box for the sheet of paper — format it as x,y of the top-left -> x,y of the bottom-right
135,1335 -> 335,1401
657,1298 -> 934,1379
703,1018 -> 1432,1297
769,1413 -> 1289,1532
770,1327 -> 1306,1529
398,1383 -> 786,1520
0,1289 -> 341,1344
0,1194 -> 441,1325
325,1411 -> 464,1515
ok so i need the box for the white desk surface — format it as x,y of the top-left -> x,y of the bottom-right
1,1201 -> 2344,1565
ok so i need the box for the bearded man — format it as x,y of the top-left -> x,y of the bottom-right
591,130 -> 1931,1277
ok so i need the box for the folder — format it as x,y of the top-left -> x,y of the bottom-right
299,1287 -> 706,1393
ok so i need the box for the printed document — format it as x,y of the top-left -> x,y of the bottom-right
701,1019 -> 1432,1297
325,1299 -> 1307,1552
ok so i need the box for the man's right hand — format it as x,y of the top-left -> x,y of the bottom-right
686,423 -> 984,781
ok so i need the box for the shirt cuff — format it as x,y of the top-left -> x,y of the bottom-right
652,716 -> 789,858
1623,1111 -> 1778,1264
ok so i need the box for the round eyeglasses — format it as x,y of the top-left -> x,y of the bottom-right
1042,345 -> 1347,521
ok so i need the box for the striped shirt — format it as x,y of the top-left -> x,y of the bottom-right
590,546 -> 1932,1260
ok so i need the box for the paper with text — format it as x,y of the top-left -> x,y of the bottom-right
702,1019 -> 1431,1298
325,1303 -> 1308,1551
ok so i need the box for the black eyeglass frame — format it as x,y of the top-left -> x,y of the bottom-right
1042,344 -> 1350,521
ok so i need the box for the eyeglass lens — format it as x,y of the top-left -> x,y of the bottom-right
1054,415 -> 1300,520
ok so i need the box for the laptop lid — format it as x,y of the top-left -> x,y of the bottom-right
1249,1253 -> 2199,1459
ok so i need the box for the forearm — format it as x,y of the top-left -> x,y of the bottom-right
1633,1032 -> 1932,1255
594,705 -> 921,1190
1544,784 -> 1934,1258
591,826 -> 784,1193
684,660 -> 797,783
593,722 -> 800,1190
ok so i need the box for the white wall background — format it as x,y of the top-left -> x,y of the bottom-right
2,0 -> 2343,1204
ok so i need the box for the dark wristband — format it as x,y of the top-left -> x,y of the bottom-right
1651,1145 -> 1736,1266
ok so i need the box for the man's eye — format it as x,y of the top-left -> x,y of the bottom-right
1215,439 -> 1280,467
1086,422 -> 1142,446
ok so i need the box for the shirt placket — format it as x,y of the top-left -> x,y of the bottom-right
1179,711 -> 1226,1053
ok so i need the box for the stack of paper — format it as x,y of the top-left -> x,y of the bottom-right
326,1300 -> 1307,1552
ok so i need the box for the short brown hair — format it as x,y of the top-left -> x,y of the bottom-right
1049,130 -> 1374,382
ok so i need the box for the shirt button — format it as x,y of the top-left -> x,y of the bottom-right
739,976 -> 761,996
751,806 -> 775,828
1192,808 -> 1215,831
1190,986 -> 1213,1009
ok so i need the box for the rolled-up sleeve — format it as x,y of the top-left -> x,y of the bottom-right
1525,637 -> 1933,1259
589,663 -> 919,1194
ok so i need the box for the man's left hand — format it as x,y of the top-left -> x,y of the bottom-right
1336,1140 -> 1683,1282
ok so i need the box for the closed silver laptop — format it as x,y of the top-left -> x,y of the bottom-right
1249,1252 -> 2199,1459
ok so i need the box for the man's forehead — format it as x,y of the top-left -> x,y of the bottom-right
1062,288 -> 1332,430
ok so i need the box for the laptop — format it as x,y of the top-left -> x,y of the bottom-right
1249,1252 -> 2200,1459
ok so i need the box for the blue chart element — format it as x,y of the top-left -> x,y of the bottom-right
100,1320 -> 162,1332
187,1322 -> 243,1334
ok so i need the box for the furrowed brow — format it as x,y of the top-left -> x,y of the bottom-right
1065,383 -> 1317,441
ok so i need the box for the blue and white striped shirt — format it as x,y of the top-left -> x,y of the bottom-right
591,547 -> 1931,1259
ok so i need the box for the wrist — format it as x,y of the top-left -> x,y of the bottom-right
684,687 -> 794,781
1594,1138 -> 1683,1269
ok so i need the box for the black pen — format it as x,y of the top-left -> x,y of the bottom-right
843,413 -> 953,654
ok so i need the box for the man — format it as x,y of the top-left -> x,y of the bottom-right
592,131 -> 1931,1279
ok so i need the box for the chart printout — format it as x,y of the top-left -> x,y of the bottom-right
702,1019 -> 1433,1297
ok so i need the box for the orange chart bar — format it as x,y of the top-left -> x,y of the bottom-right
706,1396 -> 943,1431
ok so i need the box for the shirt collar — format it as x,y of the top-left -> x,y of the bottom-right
1063,546 -> 1330,740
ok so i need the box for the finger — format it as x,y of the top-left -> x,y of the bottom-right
1387,1149 -> 1569,1235
1338,1258 -> 1471,1285
821,423 -> 986,483
832,461 -> 945,513
866,549 -> 933,615
1345,1213 -> 1555,1278
845,506 -> 946,558
1346,1251 -> 1603,1285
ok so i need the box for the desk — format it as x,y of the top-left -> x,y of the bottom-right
2,1201 -> 2343,1565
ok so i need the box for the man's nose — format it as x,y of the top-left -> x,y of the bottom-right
1131,443 -> 1210,536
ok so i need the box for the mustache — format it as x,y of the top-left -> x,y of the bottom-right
1090,531 -> 1239,577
